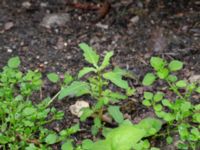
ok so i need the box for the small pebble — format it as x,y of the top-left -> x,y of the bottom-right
4,22 -> 14,30
22,1 -> 31,9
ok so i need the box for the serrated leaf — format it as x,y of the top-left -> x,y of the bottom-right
103,71 -> 129,89
144,92 -> 153,100
153,92 -> 164,102
47,73 -> 59,83
79,43 -> 99,67
100,51 -> 114,70
142,99 -> 151,106
142,73 -> 156,86
108,106 -> 124,124
45,133 -> 58,144
58,81 -> 90,99
150,57 -> 165,71
78,67 -> 96,78
8,56 -> 20,68
157,68 -> 169,79
168,60 -> 183,71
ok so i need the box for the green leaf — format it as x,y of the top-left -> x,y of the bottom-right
166,136 -> 173,144
153,92 -> 164,102
195,86 -> 200,93
142,73 -> 156,86
144,92 -> 153,100
8,56 -> 20,68
150,57 -> 165,71
150,147 -> 160,150
157,68 -> 169,79
167,75 -> 177,82
45,133 -> 58,144
47,73 -> 59,83
61,141 -> 73,150
108,106 -> 124,124
162,99 -> 172,108
103,71 -> 129,89
100,51 -> 114,70
79,43 -> 99,67
176,80 -> 187,88
22,107 -> 37,116
168,60 -> 183,71
0,134 -> 11,144
80,108 -> 94,121
63,72 -> 73,85
154,104 -> 163,112
78,67 -> 96,78
59,81 -> 90,99
82,139 -> 94,150
142,100 -> 151,107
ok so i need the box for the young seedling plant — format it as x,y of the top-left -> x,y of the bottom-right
54,43 -> 136,135
142,57 -> 200,150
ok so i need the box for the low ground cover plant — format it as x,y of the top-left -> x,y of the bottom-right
142,57 -> 200,149
0,57 -> 79,149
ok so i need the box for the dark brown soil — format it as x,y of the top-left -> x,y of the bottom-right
0,0 -> 199,149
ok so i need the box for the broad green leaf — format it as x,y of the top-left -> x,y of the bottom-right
45,133 -> 58,144
135,118 -> 162,137
47,73 -> 59,83
58,81 -> 90,99
79,43 -> 99,67
103,71 -> 129,89
78,67 -> 96,78
80,108 -> 94,121
176,80 -> 187,88
82,139 -> 94,150
167,75 -> 177,82
102,90 -> 127,101
168,60 -> 183,71
150,57 -> 165,71
8,56 -> 20,68
108,106 -> 124,124
0,134 -> 11,144
142,99 -> 151,106
153,92 -> 164,102
22,107 -> 37,116
100,51 -> 114,70
162,99 -> 172,108
142,73 -> 156,86
154,104 -> 163,112
106,124 -> 146,150
166,136 -> 173,144
144,92 -> 153,100
157,68 -> 169,79
61,141 -> 73,150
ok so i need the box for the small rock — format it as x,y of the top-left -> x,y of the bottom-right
4,22 -> 14,30
189,75 -> 200,83
96,23 -> 109,29
40,13 -> 70,28
130,16 -> 139,24
7,48 -> 13,53
22,1 -> 32,9
69,101 -> 89,117
40,2 -> 48,8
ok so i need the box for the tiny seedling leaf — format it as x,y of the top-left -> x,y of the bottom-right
47,73 -> 59,83
150,57 -> 165,71
78,67 -> 96,78
108,106 -> 124,124
142,73 -> 156,86
8,56 -> 20,68
79,43 -> 99,67
168,60 -> 183,71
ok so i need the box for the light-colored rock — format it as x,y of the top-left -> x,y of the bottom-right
40,13 -> 70,28
22,1 -> 31,9
70,101 -> 89,117
4,22 -> 14,30
130,16 -> 139,24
